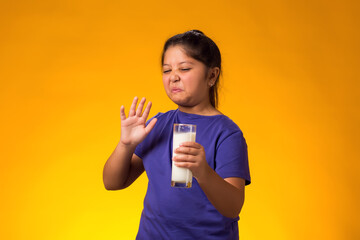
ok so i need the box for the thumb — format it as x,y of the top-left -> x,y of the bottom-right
145,118 -> 157,135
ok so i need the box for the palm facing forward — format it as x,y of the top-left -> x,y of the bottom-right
120,97 -> 157,147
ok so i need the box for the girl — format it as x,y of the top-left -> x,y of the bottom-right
103,30 -> 251,239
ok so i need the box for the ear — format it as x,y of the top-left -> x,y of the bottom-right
208,67 -> 220,86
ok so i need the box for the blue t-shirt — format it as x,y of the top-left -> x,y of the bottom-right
134,109 -> 251,240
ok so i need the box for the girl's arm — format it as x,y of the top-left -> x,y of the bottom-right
103,143 -> 144,190
197,171 -> 245,218
173,142 -> 245,218
103,97 -> 157,190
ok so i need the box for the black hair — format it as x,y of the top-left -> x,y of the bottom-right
161,30 -> 222,108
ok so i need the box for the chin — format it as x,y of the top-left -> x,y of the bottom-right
167,95 -> 192,107
173,99 -> 195,108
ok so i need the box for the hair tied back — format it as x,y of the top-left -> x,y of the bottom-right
189,30 -> 205,36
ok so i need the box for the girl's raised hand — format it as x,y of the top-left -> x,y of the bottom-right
120,97 -> 157,148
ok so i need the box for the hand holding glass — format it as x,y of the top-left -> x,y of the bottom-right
171,124 -> 196,188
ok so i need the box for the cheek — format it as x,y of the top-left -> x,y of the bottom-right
185,73 -> 205,89
162,76 -> 168,85
162,76 -> 171,91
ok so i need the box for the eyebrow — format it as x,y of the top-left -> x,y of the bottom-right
163,61 -> 195,67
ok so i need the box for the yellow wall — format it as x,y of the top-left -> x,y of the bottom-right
1,0 -> 359,239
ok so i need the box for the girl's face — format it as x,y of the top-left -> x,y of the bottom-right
162,45 -> 215,108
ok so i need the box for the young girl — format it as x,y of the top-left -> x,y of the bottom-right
103,30 -> 251,239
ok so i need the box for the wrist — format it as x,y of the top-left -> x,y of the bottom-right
117,140 -> 137,152
195,164 -> 213,185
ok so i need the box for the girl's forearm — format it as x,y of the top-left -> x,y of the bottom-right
196,167 -> 245,218
103,142 -> 136,190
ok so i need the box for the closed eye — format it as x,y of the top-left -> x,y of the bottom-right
163,70 -> 171,73
181,68 -> 191,71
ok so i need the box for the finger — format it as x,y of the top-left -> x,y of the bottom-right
145,118 -> 157,134
174,162 -> 192,169
120,105 -> 126,120
128,96 -> 138,117
175,146 -> 198,156
136,97 -> 146,117
141,101 -> 152,120
179,142 -> 201,149
173,154 -> 195,162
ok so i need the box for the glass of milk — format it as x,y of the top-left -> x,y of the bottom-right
171,124 -> 197,188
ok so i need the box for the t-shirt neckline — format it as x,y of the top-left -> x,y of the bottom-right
176,109 -> 224,119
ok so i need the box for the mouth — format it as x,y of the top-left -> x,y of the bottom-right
171,88 -> 183,93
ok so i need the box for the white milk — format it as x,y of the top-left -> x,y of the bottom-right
171,132 -> 196,186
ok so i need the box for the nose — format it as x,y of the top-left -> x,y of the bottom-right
169,71 -> 180,83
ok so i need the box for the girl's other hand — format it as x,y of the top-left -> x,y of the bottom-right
120,97 -> 157,148
173,142 -> 211,181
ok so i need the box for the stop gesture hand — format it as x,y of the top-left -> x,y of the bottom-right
120,97 -> 157,148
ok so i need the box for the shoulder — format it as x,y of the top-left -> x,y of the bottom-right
215,115 -> 243,135
139,110 -> 176,149
148,110 -> 177,124
152,109 -> 176,119
145,110 -> 179,133
210,115 -> 246,148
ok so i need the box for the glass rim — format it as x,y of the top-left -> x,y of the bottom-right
173,123 -> 197,127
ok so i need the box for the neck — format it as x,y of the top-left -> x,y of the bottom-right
178,103 -> 222,116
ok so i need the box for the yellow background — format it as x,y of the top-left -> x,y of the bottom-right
1,0 -> 359,239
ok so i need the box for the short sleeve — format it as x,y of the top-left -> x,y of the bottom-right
134,114 -> 160,160
134,141 -> 143,159
215,131 -> 251,185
